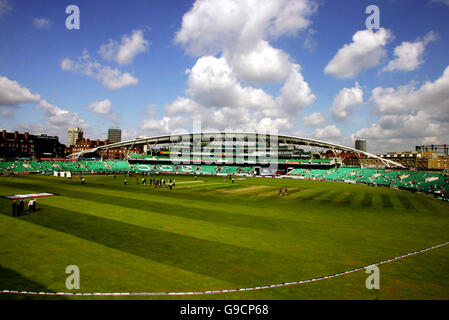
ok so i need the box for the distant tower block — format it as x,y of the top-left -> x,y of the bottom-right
68,128 -> 83,147
355,139 -> 367,152
108,127 -> 122,144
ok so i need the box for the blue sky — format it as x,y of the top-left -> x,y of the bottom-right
1,0 -> 449,153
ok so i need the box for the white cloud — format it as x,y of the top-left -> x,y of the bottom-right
86,99 -> 112,115
86,99 -> 118,122
354,111 -> 447,153
121,129 -> 140,141
175,0 -> 316,56
0,76 -> 41,106
225,40 -> 292,83
313,124 -> 342,141
0,0 -> 12,19
141,55 -> 315,135
175,0 -> 316,84
275,64 -> 316,117
383,31 -> 438,72
325,28 -> 393,78
372,65 -> 449,121
141,116 -> 188,135
35,100 -> 88,141
256,117 -> 292,131
165,97 -> 200,115
61,50 -> 138,90
332,82 -> 364,120
302,112 -> 325,127
185,56 -> 276,109
33,18 -> 52,29
141,0 -> 318,136
99,29 -> 149,65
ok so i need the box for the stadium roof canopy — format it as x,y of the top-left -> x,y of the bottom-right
68,132 -> 405,168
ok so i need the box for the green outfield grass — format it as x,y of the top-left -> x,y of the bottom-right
0,174 -> 448,300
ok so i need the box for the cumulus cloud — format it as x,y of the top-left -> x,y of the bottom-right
354,111 -> 447,153
33,18 -> 52,29
165,97 -> 200,116
35,100 -> 88,141
86,99 -> 118,123
186,56 -> 276,109
332,83 -> 364,120
325,28 -> 393,78
140,0 -> 317,136
175,0 -> 316,56
225,40 -> 292,83
313,124 -> 342,141
175,0 -> 317,84
302,112 -> 325,127
0,76 -> 89,144
61,50 -> 138,90
372,65 -> 449,121
99,29 -> 149,65
383,31 -> 438,72
141,96 -> 292,137
354,64 -> 449,152
0,76 -> 41,106
256,118 -> 292,132
274,64 -> 316,117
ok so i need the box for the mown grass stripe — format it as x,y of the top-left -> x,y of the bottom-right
398,196 -> 416,210
362,193 -> 373,207
381,194 -> 393,208
0,265 -> 67,300
3,205 -> 300,286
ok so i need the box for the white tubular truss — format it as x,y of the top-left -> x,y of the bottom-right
67,132 -> 404,168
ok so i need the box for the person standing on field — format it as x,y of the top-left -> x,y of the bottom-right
18,199 -> 25,216
12,200 -> 17,217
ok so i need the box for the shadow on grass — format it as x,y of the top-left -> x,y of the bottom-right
0,265 -> 67,300
1,204 -> 304,287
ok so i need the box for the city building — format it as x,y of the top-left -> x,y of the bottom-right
355,139 -> 367,152
0,130 -> 65,160
107,127 -> 122,144
416,144 -> 449,156
67,128 -> 83,147
379,150 -> 449,170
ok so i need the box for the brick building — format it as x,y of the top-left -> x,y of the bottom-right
0,130 -> 66,160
